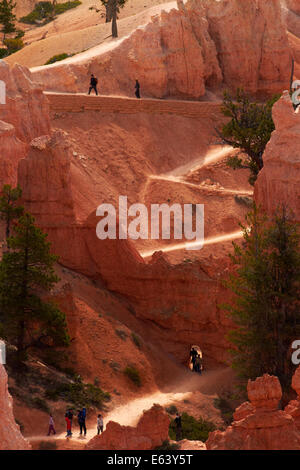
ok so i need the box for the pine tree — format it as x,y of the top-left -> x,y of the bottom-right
0,0 -> 16,39
217,89 -> 279,185
0,213 -> 70,362
224,205 -> 300,389
99,0 -> 127,37
0,184 -> 23,242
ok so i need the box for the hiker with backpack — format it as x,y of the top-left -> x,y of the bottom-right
77,408 -> 87,437
88,74 -> 98,96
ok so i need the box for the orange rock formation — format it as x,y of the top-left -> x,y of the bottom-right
31,0 -> 291,98
85,404 -> 170,450
206,372 -> 300,450
0,365 -> 31,450
255,91 -> 300,222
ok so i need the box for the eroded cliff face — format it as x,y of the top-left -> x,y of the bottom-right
285,0 -> 300,38
201,0 -> 291,97
31,0 -> 291,99
254,91 -> 300,222
0,365 -> 31,450
0,61 -> 50,186
206,371 -> 300,450
17,130 -> 233,367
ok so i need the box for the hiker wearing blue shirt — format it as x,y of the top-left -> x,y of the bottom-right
77,408 -> 87,436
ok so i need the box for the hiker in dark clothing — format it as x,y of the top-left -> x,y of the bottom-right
78,409 -> 87,436
88,74 -> 98,95
81,407 -> 87,436
195,354 -> 202,374
190,347 -> 197,371
174,413 -> 182,441
135,79 -> 140,99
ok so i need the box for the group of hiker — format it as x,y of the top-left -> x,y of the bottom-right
47,408 -> 104,438
189,346 -> 203,374
45,345 -> 202,439
88,74 -> 141,99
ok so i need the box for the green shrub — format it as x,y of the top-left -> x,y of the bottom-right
234,195 -> 253,208
4,38 -> 24,54
45,53 -> 69,65
131,332 -> 142,349
165,404 -> 178,415
123,366 -> 142,387
109,361 -> 120,372
214,397 -> 235,426
45,380 -> 110,409
169,413 -> 216,442
55,1 -> 81,14
20,2 -> 54,24
31,397 -> 50,414
20,1 -> 81,25
155,440 -> 179,450
15,29 -> 25,39
115,329 -> 128,341
0,48 -> 8,59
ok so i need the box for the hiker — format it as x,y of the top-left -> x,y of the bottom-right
65,409 -> 73,437
78,408 -> 87,436
195,354 -> 202,374
190,347 -> 197,371
65,414 -> 71,437
97,414 -> 104,435
135,79 -> 140,99
47,414 -> 56,436
88,74 -> 98,96
174,412 -> 182,441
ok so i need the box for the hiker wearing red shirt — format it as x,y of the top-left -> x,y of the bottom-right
65,409 -> 73,437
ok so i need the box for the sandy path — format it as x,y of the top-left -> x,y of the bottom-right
140,229 -> 244,258
27,367 -> 229,445
164,146 -> 237,177
138,144 -> 252,257
149,174 -> 253,196
8,1 -> 177,68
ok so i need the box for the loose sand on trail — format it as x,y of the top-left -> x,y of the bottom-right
27,367 -> 233,450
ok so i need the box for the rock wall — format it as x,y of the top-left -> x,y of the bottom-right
0,62 -> 50,143
0,61 -> 50,186
285,367 -> 300,431
254,91 -> 300,222
287,0 -> 300,15
206,371 -> 300,450
31,0 -> 291,99
201,0 -> 291,97
17,129 -> 232,367
0,365 -> 31,450
85,404 -> 170,450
